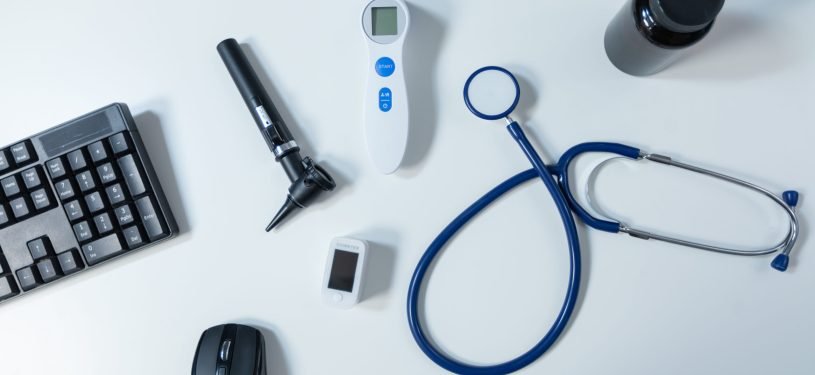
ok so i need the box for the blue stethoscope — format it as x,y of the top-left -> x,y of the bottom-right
407,66 -> 801,374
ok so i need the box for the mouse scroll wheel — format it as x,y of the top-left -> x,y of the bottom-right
219,339 -> 233,362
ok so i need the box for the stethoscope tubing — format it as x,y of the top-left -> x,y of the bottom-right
407,122 -> 582,374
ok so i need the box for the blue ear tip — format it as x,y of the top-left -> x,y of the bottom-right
771,254 -> 789,272
783,191 -> 799,207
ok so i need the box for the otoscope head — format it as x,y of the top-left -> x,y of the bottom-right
266,157 -> 336,231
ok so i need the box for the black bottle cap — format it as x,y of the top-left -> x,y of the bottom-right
650,0 -> 725,33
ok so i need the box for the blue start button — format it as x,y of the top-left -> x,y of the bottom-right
375,57 -> 395,77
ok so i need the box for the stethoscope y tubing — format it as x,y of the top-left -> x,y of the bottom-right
407,122 -> 582,374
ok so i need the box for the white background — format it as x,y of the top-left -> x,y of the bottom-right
1,0 -> 813,374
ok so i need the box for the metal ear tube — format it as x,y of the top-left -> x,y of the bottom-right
217,38 -> 336,232
583,151 -> 801,270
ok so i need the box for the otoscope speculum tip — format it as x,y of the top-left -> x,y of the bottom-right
266,197 -> 301,232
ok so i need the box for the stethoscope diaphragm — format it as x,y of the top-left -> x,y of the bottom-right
463,66 -> 521,121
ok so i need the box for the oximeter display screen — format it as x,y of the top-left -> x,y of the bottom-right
328,250 -> 359,292
372,7 -> 398,36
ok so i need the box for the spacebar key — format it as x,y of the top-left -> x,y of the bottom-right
82,234 -> 125,266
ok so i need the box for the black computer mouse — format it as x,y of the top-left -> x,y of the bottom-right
192,324 -> 267,375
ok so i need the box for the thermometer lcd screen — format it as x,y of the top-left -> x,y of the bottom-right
328,250 -> 359,292
372,7 -> 398,36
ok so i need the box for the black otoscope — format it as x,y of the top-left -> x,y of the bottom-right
217,38 -> 336,231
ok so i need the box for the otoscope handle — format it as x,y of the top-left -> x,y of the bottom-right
217,38 -> 337,231
217,38 -> 297,151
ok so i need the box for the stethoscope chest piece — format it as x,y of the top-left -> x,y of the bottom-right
464,66 -> 521,122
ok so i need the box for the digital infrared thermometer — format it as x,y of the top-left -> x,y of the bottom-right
362,0 -> 410,174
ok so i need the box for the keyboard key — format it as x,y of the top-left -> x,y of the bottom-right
0,205 -> 9,226
94,213 -> 114,234
118,154 -> 146,197
9,197 -> 30,219
10,141 -> 32,164
46,157 -> 67,179
27,237 -> 51,260
122,225 -> 145,249
82,234 -> 125,266
30,189 -> 51,210
85,191 -> 105,213
97,163 -> 117,184
114,204 -> 135,226
87,141 -> 109,163
0,275 -> 19,301
36,258 -> 62,283
73,221 -> 93,242
16,266 -> 41,291
64,200 -> 84,221
67,149 -> 88,171
136,196 -> 167,241
76,170 -> 96,192
57,249 -> 84,275
0,149 -> 10,173
2,176 -> 21,197
106,183 -> 126,205
109,132 -> 131,154
54,179 -> 76,201
21,167 -> 42,189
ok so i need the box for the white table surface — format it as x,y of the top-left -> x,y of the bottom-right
1,0 -> 813,374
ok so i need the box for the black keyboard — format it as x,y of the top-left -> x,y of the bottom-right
0,104 -> 177,304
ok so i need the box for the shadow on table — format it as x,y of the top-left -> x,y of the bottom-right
658,1 -> 810,81
398,1 -> 449,176
134,111 -> 189,235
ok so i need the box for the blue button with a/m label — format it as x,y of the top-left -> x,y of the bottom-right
379,87 -> 392,112
375,57 -> 395,77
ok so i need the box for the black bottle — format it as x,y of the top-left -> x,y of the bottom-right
604,0 -> 725,76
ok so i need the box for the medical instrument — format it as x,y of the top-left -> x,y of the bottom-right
0,104 -> 178,305
193,323 -> 267,375
217,38 -> 336,232
605,0 -> 726,76
362,0 -> 411,174
323,237 -> 369,308
407,66 -> 801,374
